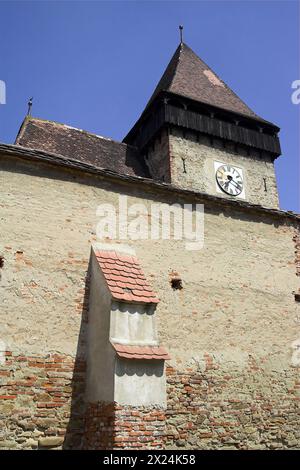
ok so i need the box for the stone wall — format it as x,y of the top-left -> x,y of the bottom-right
166,360 -> 300,450
168,128 -> 279,208
0,152 -> 299,449
0,352 -> 86,450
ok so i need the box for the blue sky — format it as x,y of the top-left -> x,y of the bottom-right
0,0 -> 299,211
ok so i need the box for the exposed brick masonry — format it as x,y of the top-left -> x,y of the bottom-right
165,360 -> 300,450
0,352 -> 86,450
83,402 -> 166,449
2,352 -> 299,450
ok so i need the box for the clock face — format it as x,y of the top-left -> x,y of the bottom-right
215,164 -> 243,196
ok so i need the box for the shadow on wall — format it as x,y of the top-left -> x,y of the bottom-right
115,358 -> 164,378
63,269 -> 90,450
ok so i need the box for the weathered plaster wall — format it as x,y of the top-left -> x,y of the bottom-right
114,358 -> 166,407
110,302 -> 158,346
0,153 -> 299,449
85,251 -> 115,403
168,128 -> 279,209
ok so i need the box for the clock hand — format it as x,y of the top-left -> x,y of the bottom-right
229,179 -> 242,191
224,175 -> 237,191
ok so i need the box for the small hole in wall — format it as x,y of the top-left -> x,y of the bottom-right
171,277 -> 183,290
295,293 -> 300,302
0,256 -> 4,268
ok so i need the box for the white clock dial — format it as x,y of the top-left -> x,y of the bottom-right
216,164 -> 243,196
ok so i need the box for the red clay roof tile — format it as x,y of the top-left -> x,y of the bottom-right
94,248 -> 159,304
111,343 -> 170,360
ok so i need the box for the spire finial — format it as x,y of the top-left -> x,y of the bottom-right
27,97 -> 33,116
179,25 -> 183,44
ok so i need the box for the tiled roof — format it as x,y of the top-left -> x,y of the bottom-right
144,42 -> 269,124
15,117 -> 149,178
112,343 -> 170,360
94,249 -> 159,304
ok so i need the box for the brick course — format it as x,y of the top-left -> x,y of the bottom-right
2,352 -> 300,450
0,352 -> 86,450
165,362 -> 300,450
83,402 -> 166,449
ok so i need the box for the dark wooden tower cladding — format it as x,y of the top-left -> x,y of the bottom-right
123,42 -> 281,160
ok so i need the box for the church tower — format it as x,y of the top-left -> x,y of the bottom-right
124,42 -> 281,209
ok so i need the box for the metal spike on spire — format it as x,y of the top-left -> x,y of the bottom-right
27,97 -> 33,116
179,25 -> 183,44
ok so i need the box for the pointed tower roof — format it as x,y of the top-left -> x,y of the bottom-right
124,41 -> 280,156
145,42 -> 266,123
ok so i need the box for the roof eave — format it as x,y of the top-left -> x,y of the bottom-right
0,142 -> 298,221
123,91 -> 280,150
